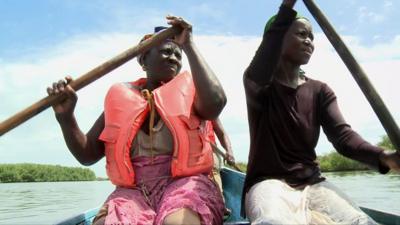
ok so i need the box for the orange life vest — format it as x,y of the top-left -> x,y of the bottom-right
99,71 -> 214,188
205,121 -> 216,144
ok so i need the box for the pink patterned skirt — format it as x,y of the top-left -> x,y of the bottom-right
99,155 -> 224,225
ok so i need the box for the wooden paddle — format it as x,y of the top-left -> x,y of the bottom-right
211,142 -> 243,172
303,0 -> 400,152
0,26 -> 182,136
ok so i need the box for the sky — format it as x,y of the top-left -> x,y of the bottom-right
0,0 -> 399,177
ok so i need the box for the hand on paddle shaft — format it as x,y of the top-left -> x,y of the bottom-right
222,139 -> 235,166
211,142 -> 238,170
46,76 -> 78,122
380,151 -> 400,172
282,0 -> 297,8
225,150 -> 235,166
166,15 -> 193,49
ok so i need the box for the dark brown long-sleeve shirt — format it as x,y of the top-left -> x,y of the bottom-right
242,5 -> 388,208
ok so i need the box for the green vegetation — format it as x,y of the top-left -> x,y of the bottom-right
377,135 -> 395,150
227,162 -> 247,172
317,151 -> 369,172
0,163 -> 96,183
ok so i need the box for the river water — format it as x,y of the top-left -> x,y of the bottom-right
0,171 -> 399,224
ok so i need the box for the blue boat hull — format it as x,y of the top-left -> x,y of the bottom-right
56,167 -> 400,225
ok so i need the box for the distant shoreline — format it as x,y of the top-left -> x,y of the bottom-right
0,163 -> 97,183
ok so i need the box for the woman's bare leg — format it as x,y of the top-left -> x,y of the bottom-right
163,208 -> 201,225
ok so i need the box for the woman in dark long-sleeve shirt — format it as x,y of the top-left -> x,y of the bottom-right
242,0 -> 400,224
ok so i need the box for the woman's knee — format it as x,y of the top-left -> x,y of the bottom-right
91,205 -> 107,225
91,216 -> 105,225
163,208 -> 201,225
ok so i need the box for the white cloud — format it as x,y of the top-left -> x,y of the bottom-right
341,35 -> 400,61
384,1 -> 393,8
358,6 -> 385,23
1,31 -> 399,176
357,2 -> 396,24
188,3 -> 224,20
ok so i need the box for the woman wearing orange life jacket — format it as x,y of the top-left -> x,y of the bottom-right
47,15 -> 227,225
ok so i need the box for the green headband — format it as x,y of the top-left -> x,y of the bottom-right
264,13 -> 308,35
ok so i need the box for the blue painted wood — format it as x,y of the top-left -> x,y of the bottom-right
360,207 -> 400,225
55,167 -> 399,225
56,207 -> 99,225
220,168 -> 248,224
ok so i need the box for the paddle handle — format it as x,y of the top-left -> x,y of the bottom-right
303,0 -> 400,151
0,26 -> 182,136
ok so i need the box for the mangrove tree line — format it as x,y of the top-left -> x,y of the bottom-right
0,163 -> 96,183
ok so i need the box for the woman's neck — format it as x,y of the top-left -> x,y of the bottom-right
275,61 -> 305,88
144,81 -> 158,91
144,71 -> 175,91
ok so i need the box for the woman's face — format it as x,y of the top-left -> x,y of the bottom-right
281,18 -> 314,65
142,41 -> 182,83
